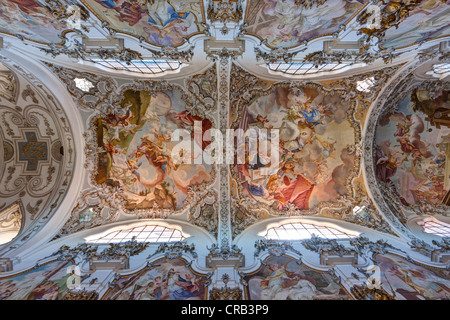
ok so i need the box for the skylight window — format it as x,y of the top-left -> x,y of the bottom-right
89,58 -> 182,74
86,224 -> 187,244
418,216 -> 450,237
267,62 -> 351,75
262,222 -> 359,241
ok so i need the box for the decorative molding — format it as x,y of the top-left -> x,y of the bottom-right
0,71 -> 17,103
349,236 -> 405,255
409,237 -> 450,263
0,258 -> 13,272
147,241 -> 197,260
47,243 -> 98,262
42,0 -> 90,29
189,191 -> 219,239
95,237 -> 149,261
254,47 -> 298,64
302,235 -> 358,266
254,239 -> 302,260
40,40 -> 142,64
303,49 -> 401,67
207,243 -> 242,261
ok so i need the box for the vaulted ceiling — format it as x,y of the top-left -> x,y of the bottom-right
0,0 -> 449,266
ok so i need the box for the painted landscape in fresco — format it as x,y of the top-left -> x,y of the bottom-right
102,258 -> 207,300
375,253 -> 450,300
244,0 -> 366,48
245,255 -> 350,300
234,85 -> 356,211
95,89 -> 213,211
0,260 -> 73,300
82,0 -> 203,46
0,0 -> 67,43
381,0 -> 450,49
375,88 -> 450,206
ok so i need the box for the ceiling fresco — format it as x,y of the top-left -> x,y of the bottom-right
243,0 -> 367,49
380,0 -> 450,49
370,252 -> 450,300
228,63 -> 400,237
0,59 -> 75,248
243,255 -> 350,300
94,88 -> 214,211
233,84 -> 356,211
0,0 -> 67,44
101,257 -> 209,300
374,77 -> 450,225
81,0 -> 205,47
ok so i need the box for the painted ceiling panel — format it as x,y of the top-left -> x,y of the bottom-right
0,0 -> 67,43
374,81 -> 450,223
381,0 -> 450,49
80,0 -> 205,47
94,88 -> 214,211
243,0 -> 368,48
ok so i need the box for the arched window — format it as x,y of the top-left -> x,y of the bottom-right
263,222 -> 359,241
0,203 -> 22,245
86,224 -> 187,244
418,216 -> 450,237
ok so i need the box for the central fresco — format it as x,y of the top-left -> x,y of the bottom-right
94,88 -> 213,211
232,84 -> 356,213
